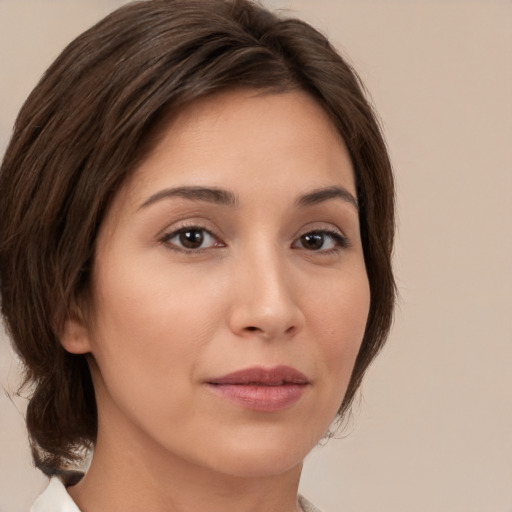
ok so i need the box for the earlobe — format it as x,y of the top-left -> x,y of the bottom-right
60,309 -> 93,355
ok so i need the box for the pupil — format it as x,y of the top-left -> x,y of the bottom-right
180,230 -> 204,249
302,233 -> 323,250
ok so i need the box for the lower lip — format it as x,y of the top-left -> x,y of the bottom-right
207,383 -> 307,412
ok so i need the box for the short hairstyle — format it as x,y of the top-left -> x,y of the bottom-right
0,0 -> 395,474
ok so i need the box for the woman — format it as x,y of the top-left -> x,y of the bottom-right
0,1 -> 395,511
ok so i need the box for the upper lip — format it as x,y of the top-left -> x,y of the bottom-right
207,365 -> 309,386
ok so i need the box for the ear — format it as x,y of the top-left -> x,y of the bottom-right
59,304 -> 93,355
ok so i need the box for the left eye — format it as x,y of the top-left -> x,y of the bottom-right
293,230 -> 347,252
162,227 -> 221,251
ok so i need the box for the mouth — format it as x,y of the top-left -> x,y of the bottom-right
207,365 -> 309,385
206,366 -> 310,412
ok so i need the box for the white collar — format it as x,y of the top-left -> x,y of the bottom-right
30,477 -> 81,512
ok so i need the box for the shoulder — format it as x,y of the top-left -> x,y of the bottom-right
30,476 -> 81,512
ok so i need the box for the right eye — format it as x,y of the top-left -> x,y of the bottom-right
292,228 -> 349,254
160,226 -> 224,252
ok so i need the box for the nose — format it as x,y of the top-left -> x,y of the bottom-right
228,247 -> 305,341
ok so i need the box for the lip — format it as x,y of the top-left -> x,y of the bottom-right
206,365 -> 310,412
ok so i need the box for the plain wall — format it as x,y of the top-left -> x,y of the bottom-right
1,1 -> 511,511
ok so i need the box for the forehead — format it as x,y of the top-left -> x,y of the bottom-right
119,89 -> 355,210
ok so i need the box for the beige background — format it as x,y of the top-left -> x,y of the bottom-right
1,1 -> 511,511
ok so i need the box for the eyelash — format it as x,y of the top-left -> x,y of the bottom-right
159,225 -> 349,254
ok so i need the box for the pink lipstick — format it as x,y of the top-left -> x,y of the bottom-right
206,366 -> 309,412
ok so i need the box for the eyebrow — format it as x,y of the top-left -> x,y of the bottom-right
139,184 -> 358,211
139,186 -> 238,209
296,186 -> 358,211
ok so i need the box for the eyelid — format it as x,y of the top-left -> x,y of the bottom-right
294,222 -> 348,241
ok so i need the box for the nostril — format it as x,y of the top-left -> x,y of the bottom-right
242,325 -> 297,336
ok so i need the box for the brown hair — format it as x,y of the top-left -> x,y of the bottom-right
0,0 -> 395,474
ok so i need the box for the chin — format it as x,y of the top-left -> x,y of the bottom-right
210,450 -> 304,479
194,426 -> 317,479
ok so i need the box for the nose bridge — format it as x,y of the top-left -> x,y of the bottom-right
248,243 -> 290,307
229,235 -> 303,339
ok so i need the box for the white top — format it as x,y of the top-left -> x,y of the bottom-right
30,477 -> 322,512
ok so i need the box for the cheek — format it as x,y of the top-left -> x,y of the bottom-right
308,269 -> 370,391
87,254 -> 225,411
94,247 -> 223,343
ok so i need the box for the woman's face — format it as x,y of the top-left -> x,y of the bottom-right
69,89 -> 370,478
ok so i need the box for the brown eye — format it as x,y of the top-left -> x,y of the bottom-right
179,229 -> 204,249
300,232 -> 325,250
162,227 -> 221,251
293,230 -> 347,252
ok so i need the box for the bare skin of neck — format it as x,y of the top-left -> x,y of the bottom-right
67,405 -> 304,512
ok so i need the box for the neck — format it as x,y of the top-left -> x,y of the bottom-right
67,419 -> 303,512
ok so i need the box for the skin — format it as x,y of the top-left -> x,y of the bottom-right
62,89 -> 370,512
